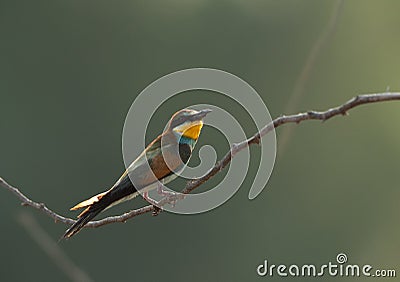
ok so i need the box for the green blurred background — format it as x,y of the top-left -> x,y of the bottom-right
1,0 -> 399,281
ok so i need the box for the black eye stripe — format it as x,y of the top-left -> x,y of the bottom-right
170,110 -> 200,128
171,116 -> 187,128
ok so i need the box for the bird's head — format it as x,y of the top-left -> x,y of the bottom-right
168,108 -> 212,140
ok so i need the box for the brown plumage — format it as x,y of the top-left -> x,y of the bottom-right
61,108 -> 211,239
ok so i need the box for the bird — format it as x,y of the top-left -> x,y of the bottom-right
62,108 -> 211,239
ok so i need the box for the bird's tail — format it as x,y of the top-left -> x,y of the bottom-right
62,209 -> 103,239
62,172 -> 138,239
61,191 -> 109,239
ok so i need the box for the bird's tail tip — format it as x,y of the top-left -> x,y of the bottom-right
61,209 -> 101,240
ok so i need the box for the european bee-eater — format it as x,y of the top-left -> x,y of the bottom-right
62,108 -> 211,239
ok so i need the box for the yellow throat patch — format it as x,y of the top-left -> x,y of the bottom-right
180,122 -> 203,140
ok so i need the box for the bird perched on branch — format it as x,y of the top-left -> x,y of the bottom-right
62,108 -> 211,239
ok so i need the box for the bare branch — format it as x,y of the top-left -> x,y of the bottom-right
0,176 -> 154,228
1,177 -> 75,225
1,92 -> 400,229
183,92 -> 400,193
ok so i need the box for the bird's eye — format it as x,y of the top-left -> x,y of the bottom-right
171,116 -> 186,128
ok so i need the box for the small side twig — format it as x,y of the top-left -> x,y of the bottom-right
1,92 -> 400,229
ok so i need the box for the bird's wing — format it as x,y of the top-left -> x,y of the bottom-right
69,133 -> 191,216
125,134 -> 191,188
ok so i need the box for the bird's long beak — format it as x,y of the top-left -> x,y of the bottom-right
193,109 -> 212,120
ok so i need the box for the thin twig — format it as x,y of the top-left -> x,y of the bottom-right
1,92 -> 400,229
18,212 -> 93,282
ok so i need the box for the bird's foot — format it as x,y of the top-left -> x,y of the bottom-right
157,184 -> 185,208
143,191 -> 159,206
143,185 -> 184,211
157,184 -> 174,197
142,192 -> 163,216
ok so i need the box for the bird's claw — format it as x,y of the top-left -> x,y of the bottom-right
143,184 -> 185,211
143,191 -> 158,206
156,184 -> 181,207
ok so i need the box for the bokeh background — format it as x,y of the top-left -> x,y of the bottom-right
1,0 -> 399,281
